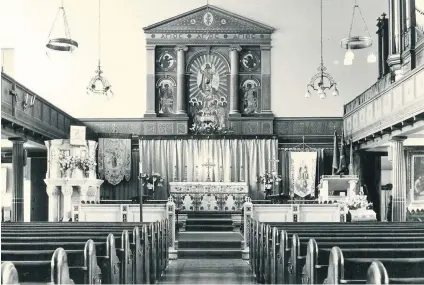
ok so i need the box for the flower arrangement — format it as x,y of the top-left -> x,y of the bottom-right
345,195 -> 373,210
78,156 -> 97,177
258,171 -> 282,191
138,172 -> 165,191
58,152 -> 77,176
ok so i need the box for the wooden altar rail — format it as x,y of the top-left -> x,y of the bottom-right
241,200 -> 347,260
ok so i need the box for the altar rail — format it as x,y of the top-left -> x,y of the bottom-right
242,199 -> 347,258
72,198 -> 178,259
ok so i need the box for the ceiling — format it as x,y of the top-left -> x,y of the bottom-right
0,0 -> 388,118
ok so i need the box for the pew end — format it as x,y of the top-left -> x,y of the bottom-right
51,248 -> 75,284
1,262 -> 19,284
366,261 -> 389,285
324,246 -> 343,284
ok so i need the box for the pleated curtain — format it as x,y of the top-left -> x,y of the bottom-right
139,138 -> 278,200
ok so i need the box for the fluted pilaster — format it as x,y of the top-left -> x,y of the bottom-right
391,137 -> 407,222
61,185 -> 73,222
229,45 -> 242,116
175,45 -> 188,116
9,137 -> 27,222
145,44 -> 157,117
387,0 -> 403,80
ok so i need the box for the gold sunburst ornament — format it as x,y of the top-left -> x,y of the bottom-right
86,0 -> 113,98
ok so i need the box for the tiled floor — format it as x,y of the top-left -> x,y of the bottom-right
157,259 -> 257,284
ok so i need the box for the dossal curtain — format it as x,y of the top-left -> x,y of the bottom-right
139,138 -> 278,200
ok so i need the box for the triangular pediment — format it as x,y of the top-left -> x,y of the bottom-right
143,5 -> 274,34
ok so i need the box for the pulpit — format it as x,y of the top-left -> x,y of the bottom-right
318,175 -> 359,202
44,139 -> 104,221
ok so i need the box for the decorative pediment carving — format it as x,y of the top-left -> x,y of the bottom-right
143,5 -> 274,35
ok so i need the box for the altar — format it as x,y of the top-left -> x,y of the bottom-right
169,182 -> 248,212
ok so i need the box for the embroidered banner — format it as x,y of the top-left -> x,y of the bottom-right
98,138 -> 131,185
290,152 -> 317,198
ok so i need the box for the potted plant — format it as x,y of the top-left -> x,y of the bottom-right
258,171 -> 282,199
138,172 -> 165,199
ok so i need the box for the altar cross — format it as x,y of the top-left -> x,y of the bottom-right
268,156 -> 279,172
202,158 -> 215,182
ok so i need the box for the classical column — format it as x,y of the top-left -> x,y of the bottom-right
260,45 -> 273,116
144,44 -> 157,117
62,185 -> 73,222
229,45 -> 242,116
387,0 -> 403,80
47,185 -> 59,222
390,136 -> 407,222
9,137 -> 27,222
175,45 -> 188,116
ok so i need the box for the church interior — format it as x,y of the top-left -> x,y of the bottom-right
1,0 -> 424,284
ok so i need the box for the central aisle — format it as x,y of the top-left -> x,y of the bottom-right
157,259 -> 257,284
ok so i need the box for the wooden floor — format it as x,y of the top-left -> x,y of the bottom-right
157,259 -> 257,284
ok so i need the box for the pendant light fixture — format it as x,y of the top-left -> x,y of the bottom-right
86,0 -> 113,98
46,0 -> 78,53
305,0 -> 339,99
341,0 -> 376,65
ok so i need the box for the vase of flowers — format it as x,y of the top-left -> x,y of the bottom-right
78,157 -> 96,179
138,172 -> 165,199
58,153 -> 77,179
258,171 -> 282,199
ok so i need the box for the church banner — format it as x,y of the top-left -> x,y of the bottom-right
289,152 -> 317,198
98,138 -> 131,186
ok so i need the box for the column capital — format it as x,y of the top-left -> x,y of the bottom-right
260,45 -> 272,51
229,45 -> 242,52
46,185 -> 60,197
8,137 -> 27,144
146,44 -> 156,51
390,136 -> 407,142
174,45 -> 188,52
62,185 -> 73,196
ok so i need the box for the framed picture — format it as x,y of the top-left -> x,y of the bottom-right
70,125 -> 86,146
410,154 -> 424,204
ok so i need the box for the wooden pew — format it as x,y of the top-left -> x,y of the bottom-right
1,228 -> 142,284
252,221 -> 424,284
1,226 -> 147,284
304,238 -> 424,284
325,246 -> 424,284
1,221 -> 169,284
1,262 -> 19,284
1,248 -> 75,284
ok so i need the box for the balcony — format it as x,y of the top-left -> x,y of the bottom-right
1,72 -> 94,143
343,64 -> 424,142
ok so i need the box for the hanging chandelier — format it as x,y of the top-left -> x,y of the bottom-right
341,0 -> 376,65
46,0 -> 78,53
305,0 -> 339,99
86,0 -> 113,98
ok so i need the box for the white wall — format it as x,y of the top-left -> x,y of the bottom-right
0,0 -> 388,118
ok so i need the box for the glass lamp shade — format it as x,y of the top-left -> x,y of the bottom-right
345,49 -> 355,60
317,88 -> 325,99
305,90 -> 311,98
344,57 -> 353,66
332,88 -> 339,96
367,52 -> 377,63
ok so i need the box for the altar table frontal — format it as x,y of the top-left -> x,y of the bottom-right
250,203 -> 347,223
169,182 -> 248,211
